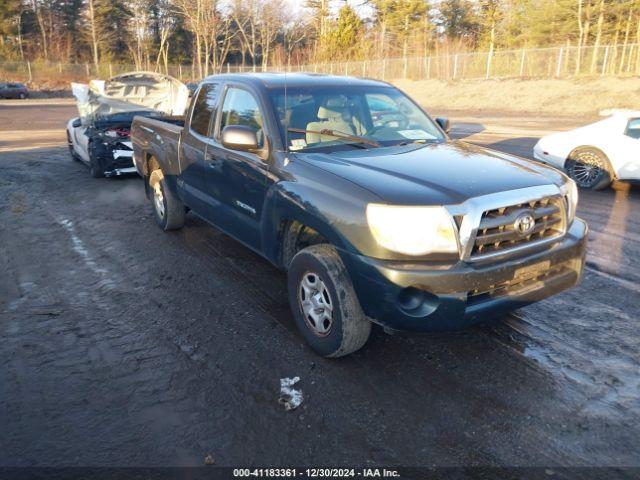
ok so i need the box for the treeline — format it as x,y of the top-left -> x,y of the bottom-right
1,0 -> 639,76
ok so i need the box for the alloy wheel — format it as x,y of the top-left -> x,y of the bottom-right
570,151 -> 605,188
298,272 -> 334,336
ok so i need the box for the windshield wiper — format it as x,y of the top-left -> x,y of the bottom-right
287,127 -> 380,148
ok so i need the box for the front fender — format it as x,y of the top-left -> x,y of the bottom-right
261,182 -> 354,266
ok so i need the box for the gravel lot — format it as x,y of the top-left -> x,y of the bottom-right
1,99 -> 638,468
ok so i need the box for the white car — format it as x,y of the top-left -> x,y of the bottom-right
67,71 -> 188,177
533,109 -> 640,190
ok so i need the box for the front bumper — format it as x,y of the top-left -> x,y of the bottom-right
341,218 -> 588,332
532,144 -> 566,170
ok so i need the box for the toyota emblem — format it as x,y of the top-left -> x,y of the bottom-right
514,212 -> 536,236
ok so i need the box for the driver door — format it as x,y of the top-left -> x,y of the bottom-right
205,85 -> 270,251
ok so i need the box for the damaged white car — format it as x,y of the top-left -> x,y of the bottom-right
67,71 -> 189,178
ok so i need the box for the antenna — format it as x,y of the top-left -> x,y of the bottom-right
284,31 -> 289,154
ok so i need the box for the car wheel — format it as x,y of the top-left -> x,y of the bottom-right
149,169 -> 185,231
88,142 -> 104,178
566,147 -> 612,190
19,93 -> 26,99
287,244 -> 371,358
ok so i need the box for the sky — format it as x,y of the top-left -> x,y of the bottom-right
283,0 -> 374,19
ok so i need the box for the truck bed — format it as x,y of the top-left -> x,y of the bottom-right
135,115 -> 184,138
131,115 -> 185,177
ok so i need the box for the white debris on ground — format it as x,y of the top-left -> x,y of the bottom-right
279,377 -> 303,411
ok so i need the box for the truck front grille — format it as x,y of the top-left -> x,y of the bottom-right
470,197 -> 566,260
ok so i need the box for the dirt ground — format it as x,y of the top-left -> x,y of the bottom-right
0,100 -> 639,469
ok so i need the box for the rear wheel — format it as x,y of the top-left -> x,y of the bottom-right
19,92 -> 26,99
88,142 -> 104,178
566,147 -> 612,190
287,244 -> 371,358
149,168 -> 185,231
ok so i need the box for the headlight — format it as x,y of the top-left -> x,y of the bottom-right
561,179 -> 578,223
366,204 -> 459,256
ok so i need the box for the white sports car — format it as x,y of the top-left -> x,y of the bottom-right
67,71 -> 188,178
533,109 -> 640,190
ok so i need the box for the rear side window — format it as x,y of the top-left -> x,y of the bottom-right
190,83 -> 218,136
625,118 -> 640,139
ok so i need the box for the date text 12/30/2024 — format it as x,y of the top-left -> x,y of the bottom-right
232,468 -> 401,478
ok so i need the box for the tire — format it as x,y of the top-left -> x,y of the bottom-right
565,147 -> 612,190
287,244 -> 371,358
149,169 -> 185,231
88,142 -> 104,178
19,93 -> 26,99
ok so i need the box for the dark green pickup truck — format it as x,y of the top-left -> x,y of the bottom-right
131,73 -> 587,357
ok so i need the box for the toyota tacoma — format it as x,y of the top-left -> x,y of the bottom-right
131,73 -> 587,357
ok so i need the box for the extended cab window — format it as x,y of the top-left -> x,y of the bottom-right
220,87 -> 264,148
190,83 -> 218,136
625,118 -> 640,139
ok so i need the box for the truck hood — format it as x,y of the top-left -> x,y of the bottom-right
299,141 -> 565,205
72,71 -> 189,125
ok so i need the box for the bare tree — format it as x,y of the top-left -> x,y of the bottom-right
590,0 -> 605,74
85,0 -> 100,67
619,3 -> 634,72
260,0 -> 286,69
31,0 -> 49,60
231,0 -> 260,69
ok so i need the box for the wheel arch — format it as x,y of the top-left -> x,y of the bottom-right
261,186 -> 352,269
567,145 -> 616,178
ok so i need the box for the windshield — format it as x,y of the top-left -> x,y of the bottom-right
270,85 -> 445,152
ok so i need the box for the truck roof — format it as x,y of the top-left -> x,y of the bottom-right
200,72 -> 391,89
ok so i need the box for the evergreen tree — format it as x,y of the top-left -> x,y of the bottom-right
94,0 -> 131,61
326,4 -> 363,60
0,0 -> 23,59
437,0 -> 480,46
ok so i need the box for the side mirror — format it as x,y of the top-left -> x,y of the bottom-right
221,125 -> 258,152
72,118 -> 82,128
436,117 -> 451,134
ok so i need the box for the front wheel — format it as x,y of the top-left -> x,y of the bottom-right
566,148 -> 612,190
149,169 -> 185,231
287,244 -> 371,358
88,143 -> 104,178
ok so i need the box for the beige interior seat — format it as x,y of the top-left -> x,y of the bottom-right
306,102 -> 355,144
